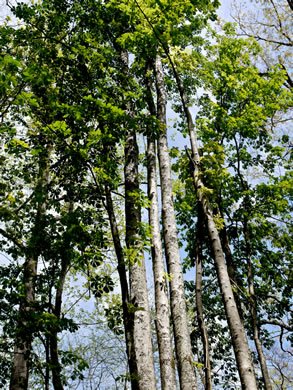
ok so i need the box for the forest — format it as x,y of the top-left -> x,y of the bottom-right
0,0 -> 292,389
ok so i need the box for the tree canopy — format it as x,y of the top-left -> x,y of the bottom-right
0,0 -> 292,389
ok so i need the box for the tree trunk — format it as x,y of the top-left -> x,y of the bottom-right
49,247 -> 70,390
9,256 -> 37,390
243,217 -> 272,390
233,133 -> 272,389
125,125 -> 157,390
155,56 -> 197,390
10,148 -> 49,390
195,207 -> 212,390
145,64 -> 177,390
120,49 -> 156,390
286,0 -> 293,11
104,185 -> 139,390
169,59 -> 258,388
219,222 -> 244,322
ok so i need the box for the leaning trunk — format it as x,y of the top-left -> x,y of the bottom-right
169,56 -> 258,389
155,56 -> 197,390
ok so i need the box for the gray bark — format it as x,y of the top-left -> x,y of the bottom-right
195,209 -> 212,390
168,58 -> 258,388
244,217 -> 272,390
121,50 -> 156,390
219,219 -> 244,322
125,125 -> 156,390
155,56 -> 197,390
181,104 -> 257,390
145,65 -> 177,390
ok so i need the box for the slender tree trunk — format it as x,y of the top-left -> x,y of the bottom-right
104,185 -> 138,390
49,247 -> 70,390
219,222 -> 244,322
155,56 -> 197,390
233,133 -> 272,389
195,207 -> 212,390
243,217 -> 272,390
117,49 -> 156,389
286,0 -> 293,11
169,60 -> 258,388
10,148 -> 50,390
9,256 -> 37,390
145,64 -> 177,390
124,125 -> 156,390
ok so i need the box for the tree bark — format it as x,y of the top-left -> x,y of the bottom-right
10,147 -> 49,390
243,217 -> 272,390
124,125 -> 156,390
169,60 -> 258,388
155,56 -> 197,390
219,222 -> 244,322
104,185 -> 139,390
49,246 -> 70,390
145,64 -> 177,390
286,0 -> 293,11
121,50 -> 156,390
195,207 -> 212,390
9,256 -> 37,390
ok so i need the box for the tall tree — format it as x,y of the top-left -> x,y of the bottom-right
145,63 -> 177,390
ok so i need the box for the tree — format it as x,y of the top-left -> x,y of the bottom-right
0,0 -> 292,389
231,0 -> 293,88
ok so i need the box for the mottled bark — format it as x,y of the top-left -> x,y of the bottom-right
145,65 -> 177,390
121,50 -> 156,389
244,217 -> 272,390
125,126 -> 156,390
155,56 -> 197,390
171,65 -> 257,388
219,223 -> 244,322
195,209 -> 212,390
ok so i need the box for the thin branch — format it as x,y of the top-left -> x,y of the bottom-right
0,227 -> 25,249
260,320 -> 293,332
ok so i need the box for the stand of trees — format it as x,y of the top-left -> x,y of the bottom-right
0,0 -> 292,389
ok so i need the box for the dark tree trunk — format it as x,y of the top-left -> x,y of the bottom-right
10,148 -> 50,390
104,186 -> 139,390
